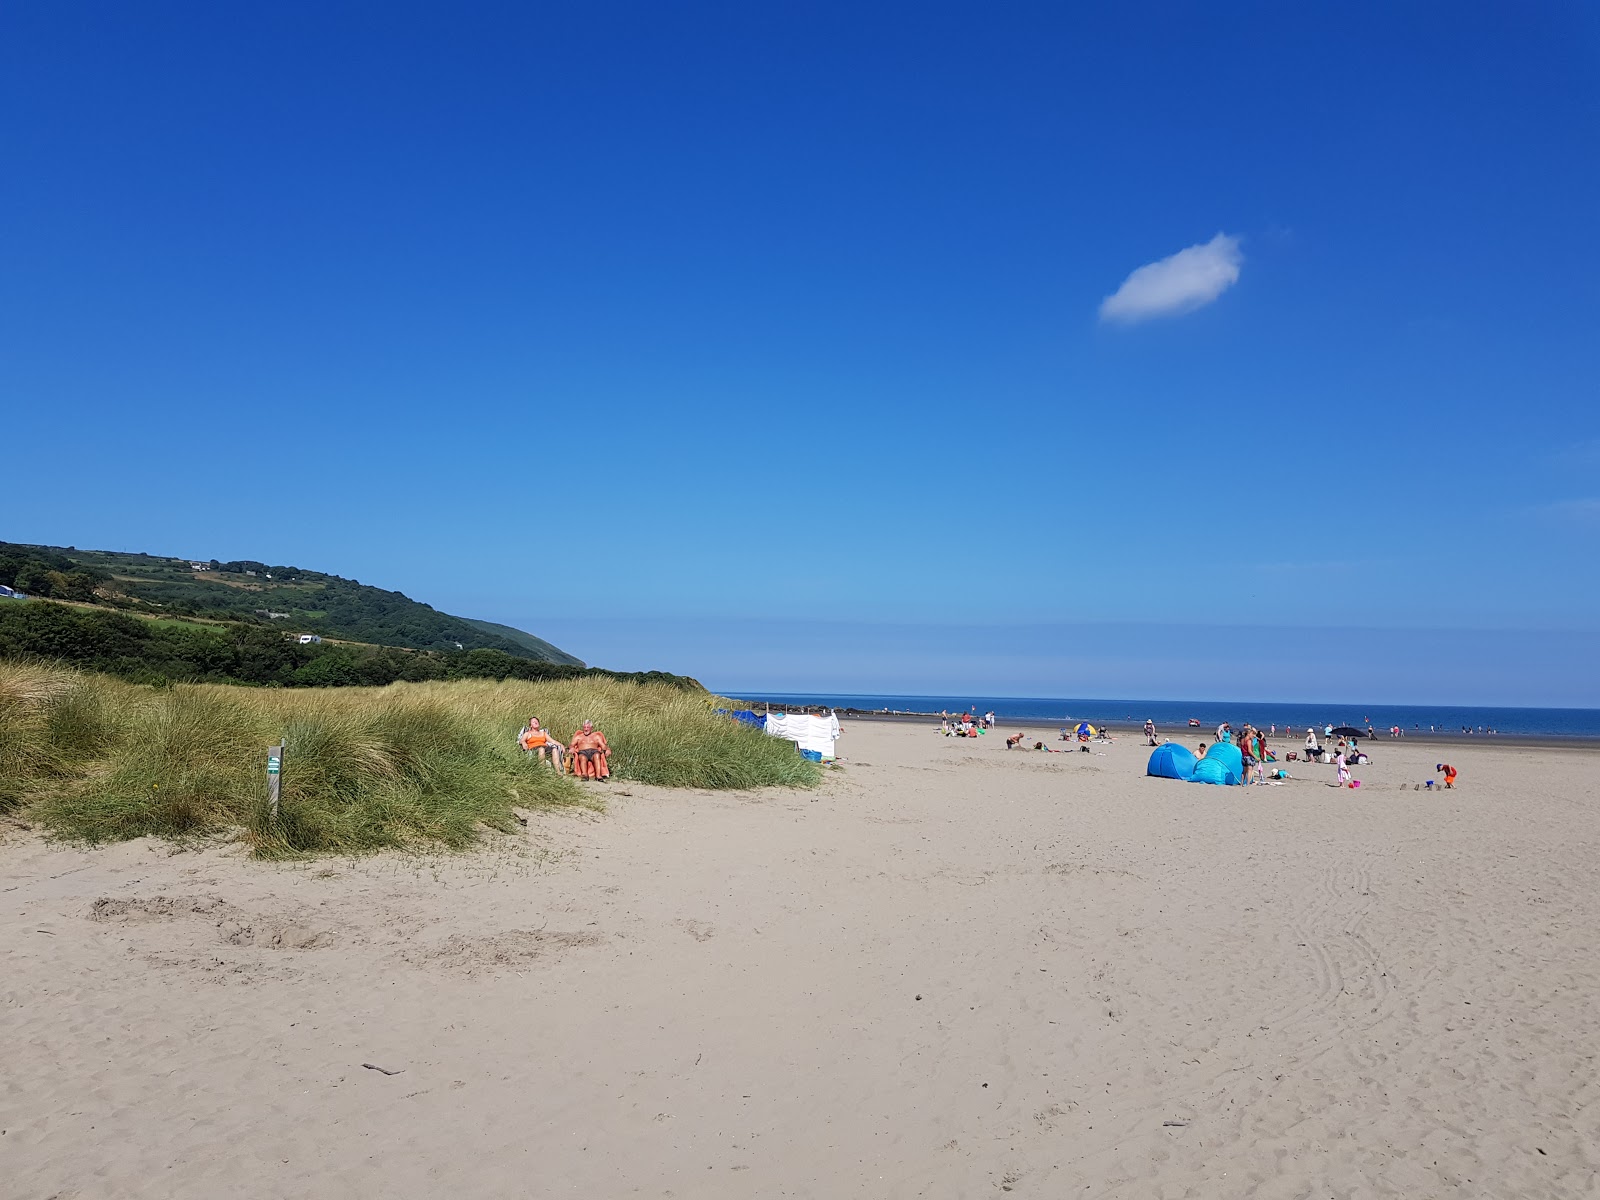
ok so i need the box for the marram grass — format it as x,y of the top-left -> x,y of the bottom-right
0,663 -> 819,857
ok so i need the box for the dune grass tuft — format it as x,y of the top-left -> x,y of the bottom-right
1,662 -> 820,856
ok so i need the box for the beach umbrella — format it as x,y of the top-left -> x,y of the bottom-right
1329,726 -> 1364,739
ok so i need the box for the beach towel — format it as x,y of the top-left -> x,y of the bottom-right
764,713 -> 840,759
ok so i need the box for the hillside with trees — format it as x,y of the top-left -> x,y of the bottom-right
0,541 -> 583,665
0,600 -> 696,690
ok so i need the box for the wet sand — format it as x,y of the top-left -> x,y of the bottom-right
4,721 -> 1598,1197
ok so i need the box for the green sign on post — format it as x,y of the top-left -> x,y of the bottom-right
267,742 -> 284,820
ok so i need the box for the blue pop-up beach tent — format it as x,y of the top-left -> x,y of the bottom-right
1192,741 -> 1244,785
1146,743 -> 1198,781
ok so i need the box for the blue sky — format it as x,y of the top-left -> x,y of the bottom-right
3,3 -> 1598,703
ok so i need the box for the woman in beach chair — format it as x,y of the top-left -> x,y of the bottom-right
569,720 -> 612,780
518,717 -> 564,772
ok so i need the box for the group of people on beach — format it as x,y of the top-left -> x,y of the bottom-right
940,711 -> 994,738
1183,722 -> 1280,785
517,716 -> 612,780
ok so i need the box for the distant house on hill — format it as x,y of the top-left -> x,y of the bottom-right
189,562 -> 210,571
297,633 -> 322,645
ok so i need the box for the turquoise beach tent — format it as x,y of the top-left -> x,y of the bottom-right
1146,743 -> 1198,781
1192,741 -> 1244,785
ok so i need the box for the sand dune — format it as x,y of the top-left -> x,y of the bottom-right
4,722 -> 1598,1197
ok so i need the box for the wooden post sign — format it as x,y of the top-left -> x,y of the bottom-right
267,742 -> 284,821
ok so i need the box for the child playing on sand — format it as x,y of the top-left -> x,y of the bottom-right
1335,750 -> 1351,788
1437,763 -> 1457,789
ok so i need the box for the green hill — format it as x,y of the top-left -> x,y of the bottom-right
0,541 -> 584,666
459,617 -> 578,664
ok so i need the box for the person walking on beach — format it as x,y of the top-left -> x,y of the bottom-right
1144,719 -> 1157,746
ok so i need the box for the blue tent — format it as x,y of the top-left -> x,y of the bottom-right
1146,743 -> 1198,781
1193,741 -> 1244,785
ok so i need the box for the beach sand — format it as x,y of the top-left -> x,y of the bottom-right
4,721 -> 1598,1197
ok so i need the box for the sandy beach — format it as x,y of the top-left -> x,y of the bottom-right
5,720 -> 1598,1198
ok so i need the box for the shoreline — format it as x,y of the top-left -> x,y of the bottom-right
728,700 -> 1600,750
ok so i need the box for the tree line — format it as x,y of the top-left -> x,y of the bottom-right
0,546 -> 109,603
0,601 -> 698,691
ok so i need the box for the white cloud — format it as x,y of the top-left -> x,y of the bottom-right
1099,232 -> 1243,324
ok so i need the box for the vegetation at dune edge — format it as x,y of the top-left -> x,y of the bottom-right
0,663 -> 820,858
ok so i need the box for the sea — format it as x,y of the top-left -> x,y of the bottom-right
720,693 -> 1600,740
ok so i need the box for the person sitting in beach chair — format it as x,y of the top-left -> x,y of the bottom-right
518,717 -> 564,772
569,720 -> 612,780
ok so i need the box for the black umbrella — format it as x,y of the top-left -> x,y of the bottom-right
1329,726 -> 1364,738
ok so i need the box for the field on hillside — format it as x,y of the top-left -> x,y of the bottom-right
0,665 -> 819,857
